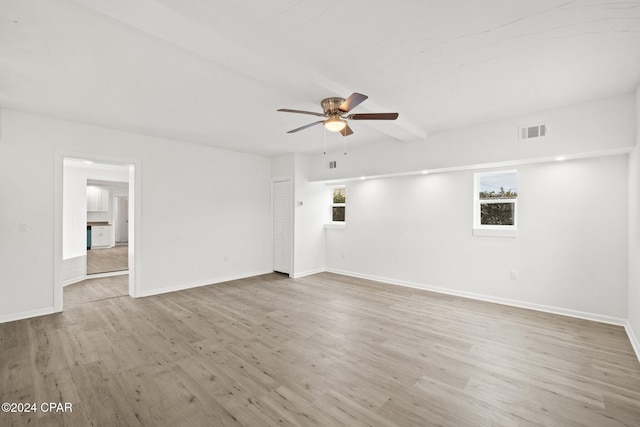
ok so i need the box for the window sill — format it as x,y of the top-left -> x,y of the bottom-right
325,223 -> 346,230
472,228 -> 517,238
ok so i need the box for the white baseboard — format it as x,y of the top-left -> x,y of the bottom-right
136,270 -> 273,298
63,275 -> 86,286
326,268 -> 627,326
86,270 -> 129,280
62,255 -> 86,286
0,306 -> 56,324
64,268 -> 128,286
625,321 -> 640,363
292,267 -> 326,279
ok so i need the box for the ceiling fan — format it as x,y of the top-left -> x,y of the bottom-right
277,93 -> 398,136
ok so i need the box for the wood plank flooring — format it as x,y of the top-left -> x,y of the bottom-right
1,272 -> 640,426
64,275 -> 129,307
86,245 -> 128,275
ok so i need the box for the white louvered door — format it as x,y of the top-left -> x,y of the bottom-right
272,179 -> 292,275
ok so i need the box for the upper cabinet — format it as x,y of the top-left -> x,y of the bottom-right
87,186 -> 109,212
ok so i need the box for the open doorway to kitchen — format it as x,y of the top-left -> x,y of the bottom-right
59,157 -> 137,309
86,179 -> 129,275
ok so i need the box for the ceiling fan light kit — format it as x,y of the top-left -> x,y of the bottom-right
324,116 -> 347,132
278,92 -> 399,136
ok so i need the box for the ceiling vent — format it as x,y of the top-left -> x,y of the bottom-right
328,161 -> 337,169
519,123 -> 547,141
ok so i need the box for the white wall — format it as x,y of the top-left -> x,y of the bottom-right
0,109 -> 272,322
63,165 -> 89,260
271,154 -> 295,179
309,92 -> 636,327
628,87 -> 640,358
310,93 -> 636,181
326,155 -> 629,322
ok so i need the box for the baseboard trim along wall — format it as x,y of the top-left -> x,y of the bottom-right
0,307 -> 56,324
136,270 -> 274,298
1,270 -> 272,324
63,275 -> 86,287
86,270 -> 129,280
325,268 -> 627,327
292,268 -> 326,279
62,255 -> 86,286
626,321 -> 640,363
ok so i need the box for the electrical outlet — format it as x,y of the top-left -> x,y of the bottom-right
19,222 -> 28,232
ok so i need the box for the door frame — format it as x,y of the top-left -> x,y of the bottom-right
54,151 -> 141,312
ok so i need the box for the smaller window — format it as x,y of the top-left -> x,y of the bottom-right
474,170 -> 518,237
332,186 -> 346,222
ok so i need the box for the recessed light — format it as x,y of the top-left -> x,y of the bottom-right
555,156 -> 566,161
360,176 -> 366,180
83,160 -> 94,164
422,170 -> 429,174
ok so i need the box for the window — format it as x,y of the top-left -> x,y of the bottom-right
332,186 -> 346,222
473,170 -> 518,237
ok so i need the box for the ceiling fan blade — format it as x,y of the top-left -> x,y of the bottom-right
340,125 -> 354,137
277,108 -> 325,117
286,120 -> 324,133
347,112 -> 399,120
338,93 -> 368,112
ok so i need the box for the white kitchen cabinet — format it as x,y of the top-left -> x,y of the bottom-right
87,186 -> 109,212
91,225 -> 112,248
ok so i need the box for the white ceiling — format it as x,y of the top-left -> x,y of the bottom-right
1,0 -> 639,156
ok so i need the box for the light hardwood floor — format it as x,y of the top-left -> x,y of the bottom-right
86,245 -> 128,275
64,275 -> 129,307
1,272 -> 640,426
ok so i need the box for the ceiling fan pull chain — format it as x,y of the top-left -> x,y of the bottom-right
342,124 -> 347,155
323,126 -> 327,155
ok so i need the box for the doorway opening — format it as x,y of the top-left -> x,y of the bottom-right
86,179 -> 129,276
59,157 -> 137,309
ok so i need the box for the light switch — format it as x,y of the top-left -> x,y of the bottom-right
19,222 -> 28,232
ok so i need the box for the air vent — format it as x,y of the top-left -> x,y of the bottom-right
328,161 -> 337,169
519,124 -> 547,141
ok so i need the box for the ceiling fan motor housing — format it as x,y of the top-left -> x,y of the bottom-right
321,97 -> 346,116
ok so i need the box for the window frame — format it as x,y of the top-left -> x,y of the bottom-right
473,170 -> 518,237
330,185 -> 346,224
